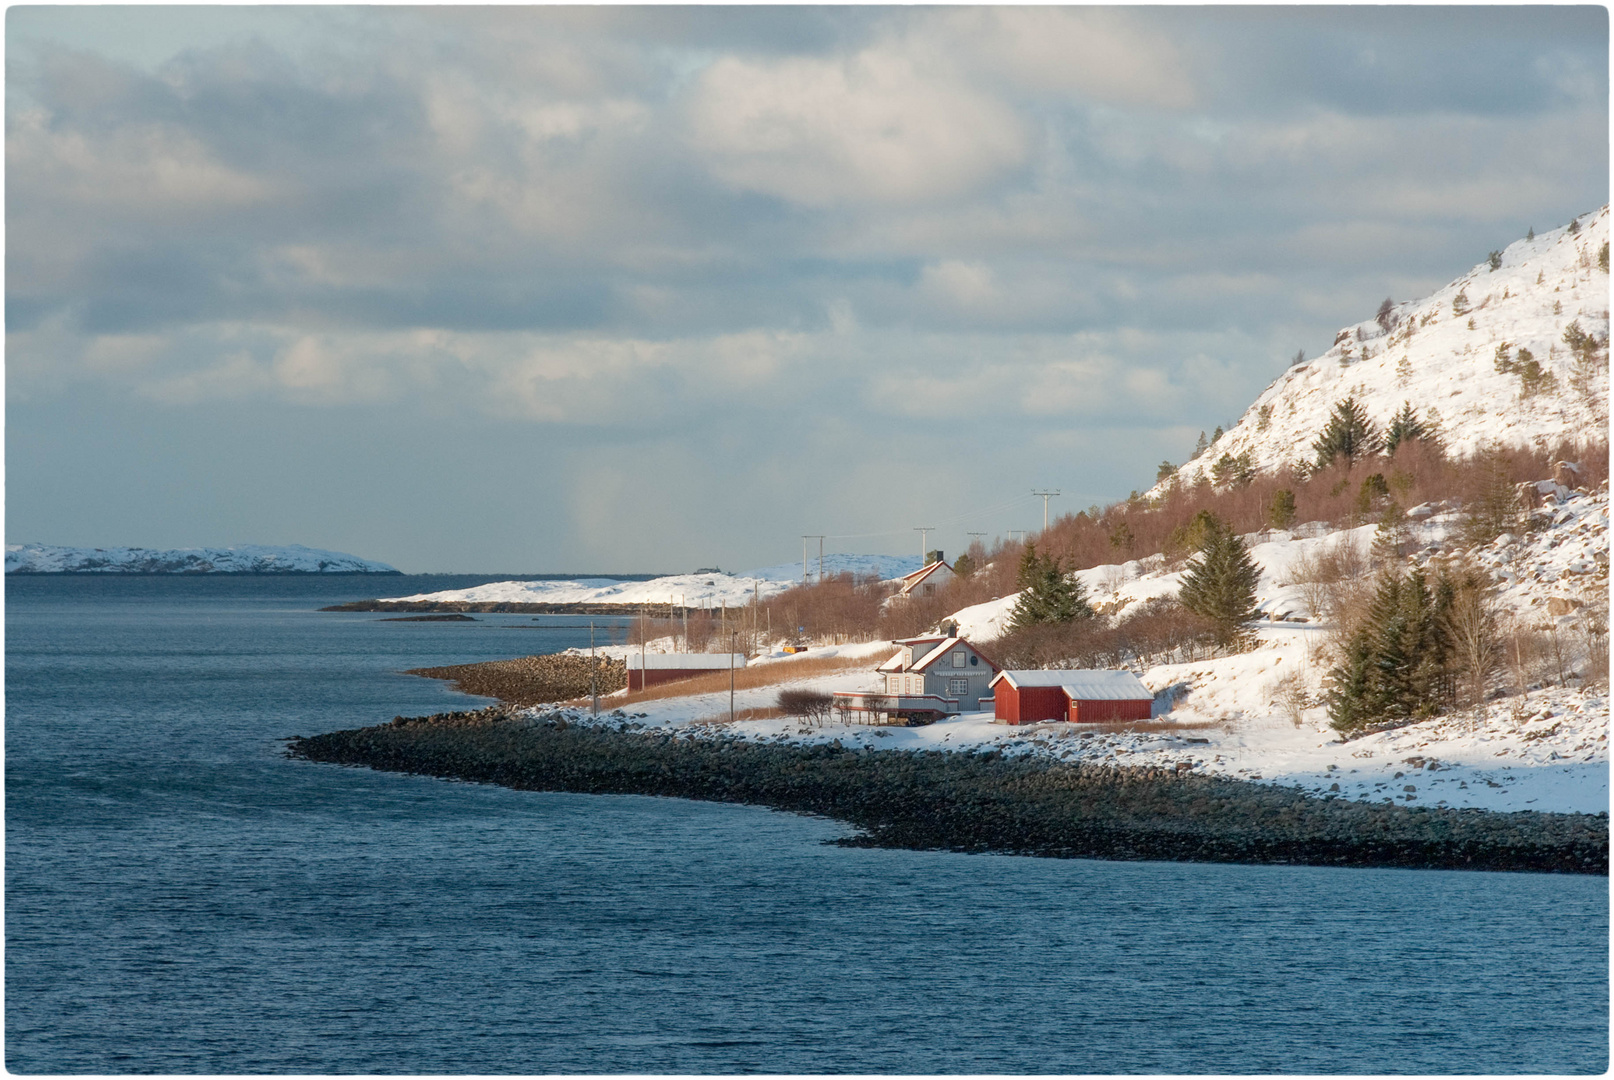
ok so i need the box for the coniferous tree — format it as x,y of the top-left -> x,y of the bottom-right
1383,401 -> 1435,456
1177,514 -> 1260,650
1328,569 -> 1456,732
1268,488 -> 1297,529
1191,431 -> 1209,459
1007,543 -> 1093,631
1311,396 -> 1381,471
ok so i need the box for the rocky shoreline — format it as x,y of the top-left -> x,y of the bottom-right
407,654 -> 626,705
287,707 -> 1609,875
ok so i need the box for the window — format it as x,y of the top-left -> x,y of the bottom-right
969,655 -> 979,666
951,650 -> 966,668
948,678 -> 969,695
888,675 -> 901,694
923,584 -> 935,596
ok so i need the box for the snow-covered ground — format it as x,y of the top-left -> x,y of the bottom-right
535,485 -> 1609,815
5,543 -> 399,574
381,553 -> 924,607
1157,207 -> 1608,494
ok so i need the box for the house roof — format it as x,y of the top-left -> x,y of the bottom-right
911,638 -> 1000,673
898,560 -> 952,593
878,636 -> 1000,673
988,669 -> 1151,700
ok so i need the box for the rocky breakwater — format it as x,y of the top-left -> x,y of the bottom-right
288,708 -> 1609,875
408,654 -> 625,706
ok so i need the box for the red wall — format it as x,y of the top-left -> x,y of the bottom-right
995,685 -> 1068,724
627,668 -> 729,691
1068,697 -> 1152,723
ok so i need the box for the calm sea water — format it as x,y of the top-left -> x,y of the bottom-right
6,576 -> 1608,1074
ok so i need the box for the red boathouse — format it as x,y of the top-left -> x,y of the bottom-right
988,669 -> 1154,725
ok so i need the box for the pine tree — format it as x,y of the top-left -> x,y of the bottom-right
1191,431 -> 1209,459
1156,460 -> 1177,484
1383,401 -> 1434,456
1177,515 -> 1260,650
1007,543 -> 1093,630
1311,396 -> 1381,471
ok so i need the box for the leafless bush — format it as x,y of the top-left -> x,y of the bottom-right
1273,667 -> 1309,727
1503,616 -> 1556,719
1442,564 -> 1501,708
1580,604 -> 1609,686
776,688 -> 835,726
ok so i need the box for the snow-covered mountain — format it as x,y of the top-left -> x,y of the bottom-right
1162,207 -> 1609,493
6,543 -> 400,574
377,553 -> 926,607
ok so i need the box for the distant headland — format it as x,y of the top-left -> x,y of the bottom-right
5,543 -> 401,574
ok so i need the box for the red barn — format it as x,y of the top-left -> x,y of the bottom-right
989,669 -> 1154,725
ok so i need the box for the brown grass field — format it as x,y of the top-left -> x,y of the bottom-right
561,653 -> 879,709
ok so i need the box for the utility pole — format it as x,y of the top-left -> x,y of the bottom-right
801,535 -> 825,584
1031,490 -> 1061,534
730,630 -> 738,723
1008,530 -> 1027,545
914,526 -> 936,560
966,531 -> 987,551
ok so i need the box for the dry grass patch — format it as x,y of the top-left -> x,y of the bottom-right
561,654 -> 878,709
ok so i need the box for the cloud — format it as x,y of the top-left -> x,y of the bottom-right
686,48 -> 1028,207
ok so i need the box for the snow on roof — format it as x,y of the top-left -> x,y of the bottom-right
988,669 -> 1151,700
911,638 -> 999,673
899,560 -> 951,586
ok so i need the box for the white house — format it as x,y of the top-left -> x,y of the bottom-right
897,552 -> 955,598
831,630 -> 1000,723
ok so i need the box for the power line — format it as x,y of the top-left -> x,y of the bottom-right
822,492 -> 1037,541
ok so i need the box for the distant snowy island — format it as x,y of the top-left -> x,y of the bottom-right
6,543 -> 401,575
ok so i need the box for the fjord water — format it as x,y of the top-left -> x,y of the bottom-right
6,577 -> 1607,1074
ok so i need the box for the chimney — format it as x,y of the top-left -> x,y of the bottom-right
926,549 -> 944,566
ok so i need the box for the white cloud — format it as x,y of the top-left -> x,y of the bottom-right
686,49 -> 1028,207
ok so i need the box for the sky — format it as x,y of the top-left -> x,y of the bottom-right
5,5 -> 1608,573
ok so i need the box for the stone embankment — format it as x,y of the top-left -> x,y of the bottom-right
288,708 -> 1609,875
325,600 -> 652,614
408,655 -> 625,705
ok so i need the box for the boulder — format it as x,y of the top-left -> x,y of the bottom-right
1547,596 -> 1585,615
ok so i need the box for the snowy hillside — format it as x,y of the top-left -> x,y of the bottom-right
383,553 -> 925,607
1163,207 -> 1608,492
6,543 -> 400,574
386,571 -> 793,608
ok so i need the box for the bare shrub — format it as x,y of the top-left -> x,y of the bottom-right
777,688 -> 835,726
1273,667 -> 1309,726
1580,605 -> 1609,686
1442,566 -> 1502,709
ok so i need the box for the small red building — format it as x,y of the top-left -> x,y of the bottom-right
627,653 -> 747,691
988,669 -> 1154,725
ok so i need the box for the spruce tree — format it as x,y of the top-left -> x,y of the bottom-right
1007,543 -> 1093,630
1328,569 -> 1455,733
1383,401 -> 1433,456
1177,515 -> 1260,650
1311,396 -> 1381,471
